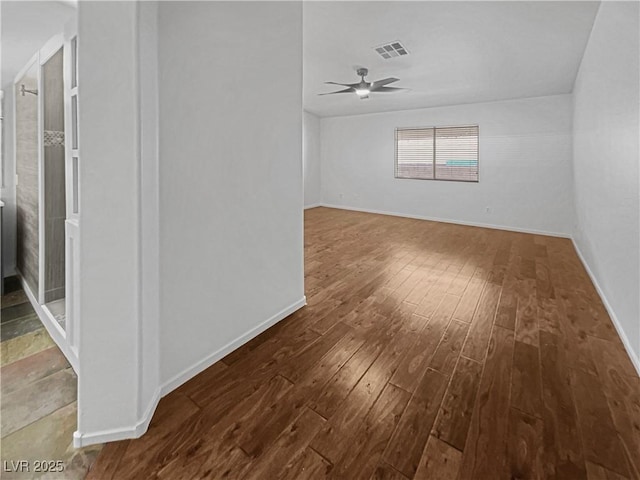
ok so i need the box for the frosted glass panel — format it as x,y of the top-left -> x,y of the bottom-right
71,94 -> 78,150
72,157 -> 79,214
71,36 -> 77,89
43,48 -> 66,306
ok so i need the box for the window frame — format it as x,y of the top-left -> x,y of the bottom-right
394,124 -> 479,183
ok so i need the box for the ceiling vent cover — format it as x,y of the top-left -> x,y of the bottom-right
374,41 -> 409,59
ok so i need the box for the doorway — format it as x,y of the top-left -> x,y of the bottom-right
12,30 -> 79,372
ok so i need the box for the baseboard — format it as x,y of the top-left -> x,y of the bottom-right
73,388 -> 162,448
318,203 -> 571,239
304,203 -> 321,210
159,296 -> 307,396
571,239 -> 640,376
72,297 -> 306,447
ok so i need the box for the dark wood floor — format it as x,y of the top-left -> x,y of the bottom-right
88,207 -> 640,480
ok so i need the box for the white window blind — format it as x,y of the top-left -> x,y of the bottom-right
395,127 -> 434,179
395,125 -> 478,182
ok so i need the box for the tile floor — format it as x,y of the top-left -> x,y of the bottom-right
1,277 -> 101,479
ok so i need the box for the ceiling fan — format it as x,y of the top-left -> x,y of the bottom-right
319,68 -> 405,100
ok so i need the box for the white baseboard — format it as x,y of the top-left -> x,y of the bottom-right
159,296 -> 306,396
571,239 -> 640,376
73,296 -> 306,448
318,203 -> 572,239
73,388 -> 162,448
304,203 -> 321,210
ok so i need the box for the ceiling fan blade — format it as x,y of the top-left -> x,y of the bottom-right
370,77 -> 400,89
318,88 -> 355,96
371,86 -> 406,93
325,81 -> 359,88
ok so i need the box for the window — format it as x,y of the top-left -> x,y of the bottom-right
395,125 -> 479,182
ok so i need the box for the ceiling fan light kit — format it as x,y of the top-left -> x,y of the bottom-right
320,67 -> 406,100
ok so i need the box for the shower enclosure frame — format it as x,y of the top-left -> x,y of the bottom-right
13,28 -> 80,373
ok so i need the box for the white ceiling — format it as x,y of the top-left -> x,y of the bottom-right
1,1 -> 76,90
303,1 -> 600,117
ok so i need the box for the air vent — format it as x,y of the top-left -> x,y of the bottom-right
374,41 -> 409,59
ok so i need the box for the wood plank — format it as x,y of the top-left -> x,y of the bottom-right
158,444 -> 251,480
446,264 -> 475,297
280,327 -> 364,384
535,258 -> 555,300
452,272 -> 485,323
181,326 -> 319,413
495,281 -> 517,330
432,356 -> 483,450
519,257 -> 537,280
309,320 -> 396,419
507,408 -> 544,479
310,332 -> 415,464
511,340 -> 543,418
331,384 -> 411,479
389,295 -> 458,392
310,271 -> 390,334
429,319 -> 469,376
458,325 -> 514,480
280,448 -> 333,480
85,441 -> 130,480
588,337 -> 640,479
109,393 -> 202,479
537,297 -> 563,336
585,462 -> 630,480
515,279 -> 538,346
539,330 -> 587,479
243,408 -> 326,480
555,288 -> 598,376
279,322 -> 354,382
237,330 -> 364,457
461,282 -> 501,362
169,375 -> 296,480
414,269 -> 457,318
570,368 -> 630,477
383,368 -> 448,478
413,436 -> 462,480
370,463 -> 410,480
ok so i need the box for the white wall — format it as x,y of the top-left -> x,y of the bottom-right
303,110 -> 321,207
572,2 -> 640,368
157,1 -> 305,388
73,0 -> 305,446
320,95 -> 575,236
138,1 -> 161,426
302,111 -> 321,207
76,1 -> 141,443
